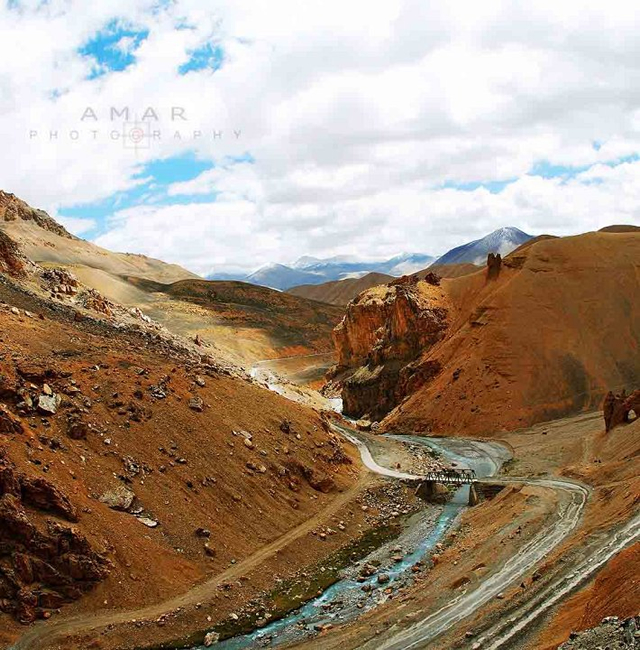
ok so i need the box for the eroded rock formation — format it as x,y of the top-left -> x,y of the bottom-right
0,190 -> 73,239
0,452 -> 109,623
487,252 -> 502,280
331,277 -> 449,420
0,231 -> 28,278
603,389 -> 640,432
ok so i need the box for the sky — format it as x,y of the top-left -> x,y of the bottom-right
1,0 -> 640,276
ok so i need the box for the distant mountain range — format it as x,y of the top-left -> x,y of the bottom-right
209,252 -> 436,291
208,227 -> 534,290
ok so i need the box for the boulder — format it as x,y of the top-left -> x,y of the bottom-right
603,389 -> 640,431
20,474 -> 78,522
137,517 -> 159,528
487,253 -> 502,280
65,414 -> 88,440
0,456 -> 109,623
189,396 -> 204,412
37,394 -> 60,416
99,485 -> 135,512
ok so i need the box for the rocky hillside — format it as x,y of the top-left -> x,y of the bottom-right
332,231 -> 640,434
0,191 -> 73,240
131,277 -> 344,357
0,191 -> 195,284
0,191 -> 341,366
558,616 -> 638,649
0,277 -> 356,644
287,272 -> 393,306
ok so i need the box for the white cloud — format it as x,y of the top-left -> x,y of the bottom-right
54,214 -> 97,236
1,0 -> 639,275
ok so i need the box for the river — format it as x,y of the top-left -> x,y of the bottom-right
190,427 -> 511,650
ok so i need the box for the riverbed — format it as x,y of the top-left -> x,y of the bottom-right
191,431 -> 510,650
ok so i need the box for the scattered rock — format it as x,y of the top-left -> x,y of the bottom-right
559,615 -> 639,649
189,396 -> 204,412
37,394 -> 60,416
203,543 -> 216,557
0,404 -> 23,435
204,631 -> 220,646
137,517 -> 159,528
99,485 -> 136,512
65,414 -> 89,440
0,454 -> 108,623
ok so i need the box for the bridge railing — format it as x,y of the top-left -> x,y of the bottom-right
420,468 -> 477,484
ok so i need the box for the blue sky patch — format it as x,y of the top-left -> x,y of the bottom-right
132,152 -> 214,185
79,19 -> 149,79
442,178 -> 516,194
178,42 -> 224,75
529,161 -> 590,181
58,153 -> 217,235
530,154 -> 640,183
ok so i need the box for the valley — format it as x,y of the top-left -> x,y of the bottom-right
0,191 -> 638,650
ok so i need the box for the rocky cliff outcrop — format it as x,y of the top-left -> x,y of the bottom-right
487,252 -> 502,280
603,389 -> 640,432
0,191 -> 73,239
331,276 -> 449,420
0,452 -> 109,623
0,231 -> 28,278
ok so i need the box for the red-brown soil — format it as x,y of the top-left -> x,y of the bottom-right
334,231 -> 640,435
287,272 -> 394,306
0,280 -> 358,648
536,543 -> 639,650
0,190 -> 342,367
295,411 -> 639,650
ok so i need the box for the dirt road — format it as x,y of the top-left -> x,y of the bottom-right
372,477 -> 590,650
477,511 -> 640,649
10,472 -> 370,650
11,422 -> 636,650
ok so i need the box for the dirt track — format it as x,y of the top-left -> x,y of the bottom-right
9,472 -> 370,650
372,476 -> 590,650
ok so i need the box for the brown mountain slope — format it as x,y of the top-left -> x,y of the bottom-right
0,190 -> 195,285
0,191 -> 340,365
129,277 -> 344,359
417,263 -> 480,279
598,224 -> 640,233
333,231 -> 640,435
0,276 -> 357,646
287,272 -> 394,306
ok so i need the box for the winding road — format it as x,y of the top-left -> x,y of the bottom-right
374,476 -> 590,650
330,426 -> 638,650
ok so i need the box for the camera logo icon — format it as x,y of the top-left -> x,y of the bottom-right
123,121 -> 151,150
